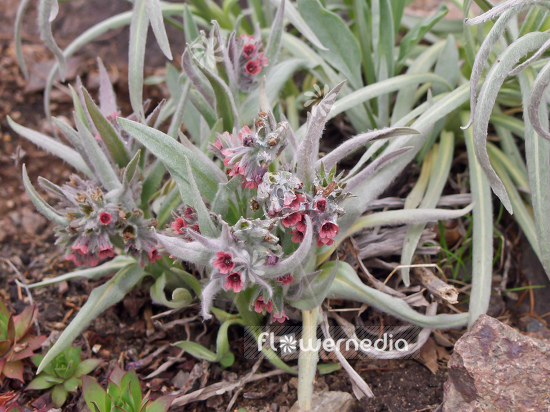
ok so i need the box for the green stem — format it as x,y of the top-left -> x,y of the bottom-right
298,307 -> 319,410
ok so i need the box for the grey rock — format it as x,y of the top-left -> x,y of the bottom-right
289,391 -> 354,412
440,314 -> 550,411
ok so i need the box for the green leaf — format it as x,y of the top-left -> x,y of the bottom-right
173,341 -> 218,362
21,164 -> 70,227
73,114 -> 122,191
297,0 -> 362,88
146,395 -> 175,412
37,264 -> 145,374
471,32 -> 550,214
520,69 -> 550,280
211,176 -> 241,216
26,374 -> 57,390
83,376 -> 107,412
183,4 -> 199,43
150,273 -> 193,309
75,358 -> 103,377
118,118 -> 225,202
51,384 -> 69,407
401,131 -> 454,286
28,256 -> 136,288
288,260 -> 339,310
398,4 -> 448,68
191,53 -> 239,132
82,87 -> 130,168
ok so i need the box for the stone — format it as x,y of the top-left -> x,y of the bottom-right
289,391 -> 354,412
440,314 -> 550,411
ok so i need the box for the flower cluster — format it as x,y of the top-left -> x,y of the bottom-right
254,170 -> 348,248
211,112 -> 289,189
237,34 -> 268,91
170,206 -> 200,240
46,175 -> 159,266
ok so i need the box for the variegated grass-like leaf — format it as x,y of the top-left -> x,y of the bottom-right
462,112 -> 494,327
400,131 -> 454,286
520,69 -> 550,279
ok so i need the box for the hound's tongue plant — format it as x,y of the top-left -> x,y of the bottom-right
118,81 -> 473,408
11,1 -> 482,407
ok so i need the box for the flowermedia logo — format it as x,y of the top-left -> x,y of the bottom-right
244,326 -> 423,360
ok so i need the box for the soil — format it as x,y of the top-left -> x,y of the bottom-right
1,1 -> 550,412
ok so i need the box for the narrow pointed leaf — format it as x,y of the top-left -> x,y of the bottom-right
82,87 -> 130,168
37,264 -> 144,373
39,0 -> 65,79
128,0 -> 149,119
22,164 -> 70,227
146,0 -> 173,60
8,117 -> 93,178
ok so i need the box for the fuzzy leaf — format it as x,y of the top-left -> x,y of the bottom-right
97,58 -> 118,117
288,260 -> 339,310
297,81 -> 345,190
73,114 -> 122,191
297,0 -> 362,88
329,261 -> 468,329
156,234 -> 213,266
150,273 -> 192,309
146,0 -> 173,60
8,117 -> 93,178
39,0 -> 65,79
117,118 -> 226,202
128,0 -> 149,119
472,32 -> 550,214
317,127 -> 418,172
22,164 -> 70,227
37,264 -> 145,374
82,87 -> 130,168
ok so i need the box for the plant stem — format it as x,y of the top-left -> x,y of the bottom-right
298,307 -> 319,410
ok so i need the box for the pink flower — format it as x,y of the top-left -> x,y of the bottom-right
314,197 -> 327,212
317,237 -> 335,247
148,247 -> 162,263
238,126 -> 252,142
319,221 -> 339,240
224,272 -> 243,293
273,310 -> 289,323
290,229 -> 304,244
213,251 -> 235,274
98,245 -> 114,260
245,59 -> 262,75
242,43 -> 256,59
172,217 -> 187,234
106,111 -> 120,122
99,211 -> 112,225
284,193 -> 305,211
254,296 -> 273,313
275,273 -> 294,286
276,273 -> 293,285
282,212 -> 302,228
265,253 -> 279,266
184,207 -> 196,219
71,240 -> 88,255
